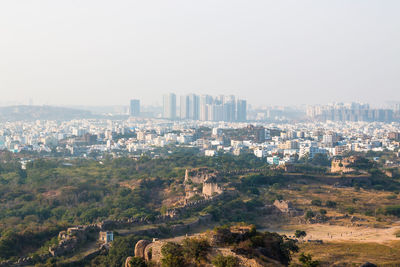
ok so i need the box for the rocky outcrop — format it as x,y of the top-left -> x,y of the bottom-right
211,247 -> 280,267
132,225 -> 288,267
144,240 -> 167,262
135,240 -> 151,258
125,256 -> 133,267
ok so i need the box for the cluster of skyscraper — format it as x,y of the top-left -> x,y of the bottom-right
306,102 -> 398,122
163,93 -> 247,122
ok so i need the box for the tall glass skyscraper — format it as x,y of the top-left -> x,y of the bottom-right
130,99 -> 140,116
163,93 -> 176,119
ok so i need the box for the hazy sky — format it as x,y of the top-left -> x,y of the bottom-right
1,0 -> 399,107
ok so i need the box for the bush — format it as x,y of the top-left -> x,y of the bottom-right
212,254 -> 239,267
305,210 -> 315,220
89,235 -> 149,267
294,230 -> 307,239
310,153 -> 330,167
384,205 -> 400,217
346,207 -> 355,215
311,199 -> 322,206
213,226 -> 235,244
364,210 -> 374,216
298,253 -> 319,266
182,237 -> 210,263
161,242 -> 185,267
129,256 -> 147,267
395,230 -> 400,238
325,201 -> 337,208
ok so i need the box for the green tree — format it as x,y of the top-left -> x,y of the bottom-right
310,153 -> 330,167
294,230 -> 307,239
182,238 -> 210,264
305,210 -> 315,220
161,242 -> 185,267
89,235 -> 148,267
298,253 -> 319,267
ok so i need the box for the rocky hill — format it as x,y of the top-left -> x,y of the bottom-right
126,224 -> 298,267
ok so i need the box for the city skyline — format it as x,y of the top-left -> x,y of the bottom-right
1,94 -> 399,110
161,93 -> 247,122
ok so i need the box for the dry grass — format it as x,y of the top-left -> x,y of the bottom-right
268,185 -> 400,265
277,185 -> 400,226
291,241 -> 400,266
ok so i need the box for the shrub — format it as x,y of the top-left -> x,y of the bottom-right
325,201 -> 337,208
89,235 -> 149,267
161,242 -> 185,267
298,253 -> 319,267
212,254 -> 239,267
295,230 -> 307,239
384,205 -> 400,217
129,256 -> 147,267
214,226 -> 235,244
305,210 -> 315,220
311,199 -> 322,206
346,207 -> 355,215
364,210 -> 374,216
182,237 -> 210,263
395,230 -> 400,238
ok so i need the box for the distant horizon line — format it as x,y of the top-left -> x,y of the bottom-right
0,101 -> 398,109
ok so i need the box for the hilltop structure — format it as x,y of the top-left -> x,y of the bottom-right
331,156 -> 357,173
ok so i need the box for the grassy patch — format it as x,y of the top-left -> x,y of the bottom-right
291,241 -> 400,266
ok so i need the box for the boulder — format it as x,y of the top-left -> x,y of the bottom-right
125,256 -> 133,267
134,240 -> 151,258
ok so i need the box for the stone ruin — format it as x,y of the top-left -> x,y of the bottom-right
273,200 -> 293,213
184,167 -> 219,184
262,200 -> 303,217
331,156 -> 357,173
49,225 -> 97,257
202,181 -> 223,197
184,168 -> 224,199
273,200 -> 302,216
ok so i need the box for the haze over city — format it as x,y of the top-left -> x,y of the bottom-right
1,0 -> 400,107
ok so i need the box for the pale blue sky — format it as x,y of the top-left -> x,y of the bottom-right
1,0 -> 399,107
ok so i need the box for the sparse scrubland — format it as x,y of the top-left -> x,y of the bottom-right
0,149 -> 400,266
